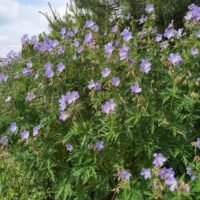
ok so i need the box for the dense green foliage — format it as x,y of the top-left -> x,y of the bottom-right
0,3 -> 200,200
75,0 -> 200,29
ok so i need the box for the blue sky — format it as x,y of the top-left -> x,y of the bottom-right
0,0 -> 69,57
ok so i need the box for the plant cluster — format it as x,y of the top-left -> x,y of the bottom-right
0,3 -> 200,200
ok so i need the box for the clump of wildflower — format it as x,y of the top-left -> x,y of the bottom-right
101,99 -> 116,115
66,144 -> 73,152
94,141 -> 104,151
140,59 -> 152,73
168,53 -> 183,65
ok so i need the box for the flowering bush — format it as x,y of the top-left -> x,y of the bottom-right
0,3 -> 200,200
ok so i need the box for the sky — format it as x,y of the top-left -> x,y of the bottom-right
0,0 -> 69,57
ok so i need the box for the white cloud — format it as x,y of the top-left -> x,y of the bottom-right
0,0 -> 69,57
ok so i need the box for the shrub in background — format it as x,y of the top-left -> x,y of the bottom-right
0,3 -> 200,200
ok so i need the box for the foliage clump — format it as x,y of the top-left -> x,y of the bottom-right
0,3 -> 200,200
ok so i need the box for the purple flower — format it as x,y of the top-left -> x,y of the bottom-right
25,91 -> 36,102
44,62 -> 54,78
0,73 -> 8,82
119,45 -> 129,61
94,140 -> 104,151
153,153 -> 167,167
57,62 -> 65,72
94,82 -> 102,90
66,143 -> 73,152
77,46 -> 83,54
20,130 -> 29,140
184,4 -> 200,22
29,36 -> 37,45
21,34 -> 29,44
73,39 -> 80,48
22,68 -> 32,76
101,99 -> 116,115
111,77 -> 120,87
145,4 -> 154,13
91,24 -> 99,32
195,137 -> 200,149
196,30 -> 200,38
10,122 -> 17,133
138,15 -> 148,24
0,136 -> 8,145
121,28 -> 133,41
104,43 -> 114,58
58,46 -> 65,55
66,31 -> 74,37
59,95 -> 67,111
190,47 -> 199,55
118,169 -> 132,181
101,67 -> 111,77
65,91 -> 80,105
159,167 -> 175,180
140,59 -> 152,73
84,32 -> 93,44
186,167 -> 197,180
59,111 -> 71,121
155,34 -> 162,42
33,125 -> 41,137
26,61 -> 33,68
34,71 -> 39,80
164,22 -> 175,39
131,82 -> 142,93
60,27 -> 66,37
166,177 -> 178,191
5,96 -> 12,102
168,53 -> 183,65
112,25 -> 118,32
141,168 -> 152,179
176,28 -> 183,38
88,80 -> 102,90
85,19 -> 95,28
